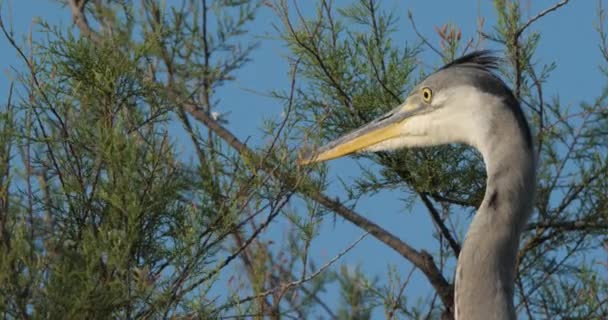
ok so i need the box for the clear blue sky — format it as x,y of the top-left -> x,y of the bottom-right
0,0 -> 604,318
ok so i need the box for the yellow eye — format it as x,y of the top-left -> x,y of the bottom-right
422,87 -> 433,103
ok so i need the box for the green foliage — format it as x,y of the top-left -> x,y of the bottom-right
335,265 -> 375,320
0,1 -> 265,318
0,0 -> 606,319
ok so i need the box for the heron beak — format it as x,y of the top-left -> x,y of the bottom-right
299,104 -> 418,164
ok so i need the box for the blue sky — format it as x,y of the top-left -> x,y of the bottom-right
0,0 -> 604,318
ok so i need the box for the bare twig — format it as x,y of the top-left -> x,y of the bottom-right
526,220 -> 608,232
387,265 -> 416,320
219,232 -> 369,312
516,0 -> 570,38
511,0 -> 570,100
232,232 -> 277,318
0,82 -> 14,249
526,63 -> 545,157
276,260 -> 338,319
274,1 -> 358,119
68,0 -> 101,43
163,193 -> 295,318
407,10 -> 444,59
421,193 -> 461,256
516,275 -> 534,319
430,192 -> 475,207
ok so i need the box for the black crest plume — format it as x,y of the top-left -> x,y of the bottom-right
440,50 -> 501,72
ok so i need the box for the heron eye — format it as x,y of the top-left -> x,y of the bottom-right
422,87 -> 433,103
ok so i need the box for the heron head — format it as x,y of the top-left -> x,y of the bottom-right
299,51 -> 531,165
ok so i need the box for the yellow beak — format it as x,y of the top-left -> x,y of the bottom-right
299,104 -> 420,164
299,123 -> 402,164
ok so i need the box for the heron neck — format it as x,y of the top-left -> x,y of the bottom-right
475,121 -> 536,238
455,128 -> 536,320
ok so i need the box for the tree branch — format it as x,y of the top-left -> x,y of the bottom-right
516,0 -> 570,38
219,232 -> 369,311
407,11 -> 444,59
421,193 -> 461,257
526,220 -> 608,232
68,0 -> 101,43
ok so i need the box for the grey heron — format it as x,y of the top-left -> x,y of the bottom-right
299,51 -> 536,320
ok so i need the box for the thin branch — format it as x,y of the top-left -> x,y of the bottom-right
526,220 -> 608,232
219,232 -> 369,311
516,275 -> 534,319
274,1 -> 358,118
68,0 -> 101,43
524,62 -> 545,157
407,11 -> 444,59
0,82 -> 14,249
516,0 -> 570,38
232,232 -> 277,318
363,39 -> 401,103
429,192 -> 475,207
421,193 -> 461,257
387,265 -> 416,320
274,262 -> 337,319
163,193 -> 294,317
